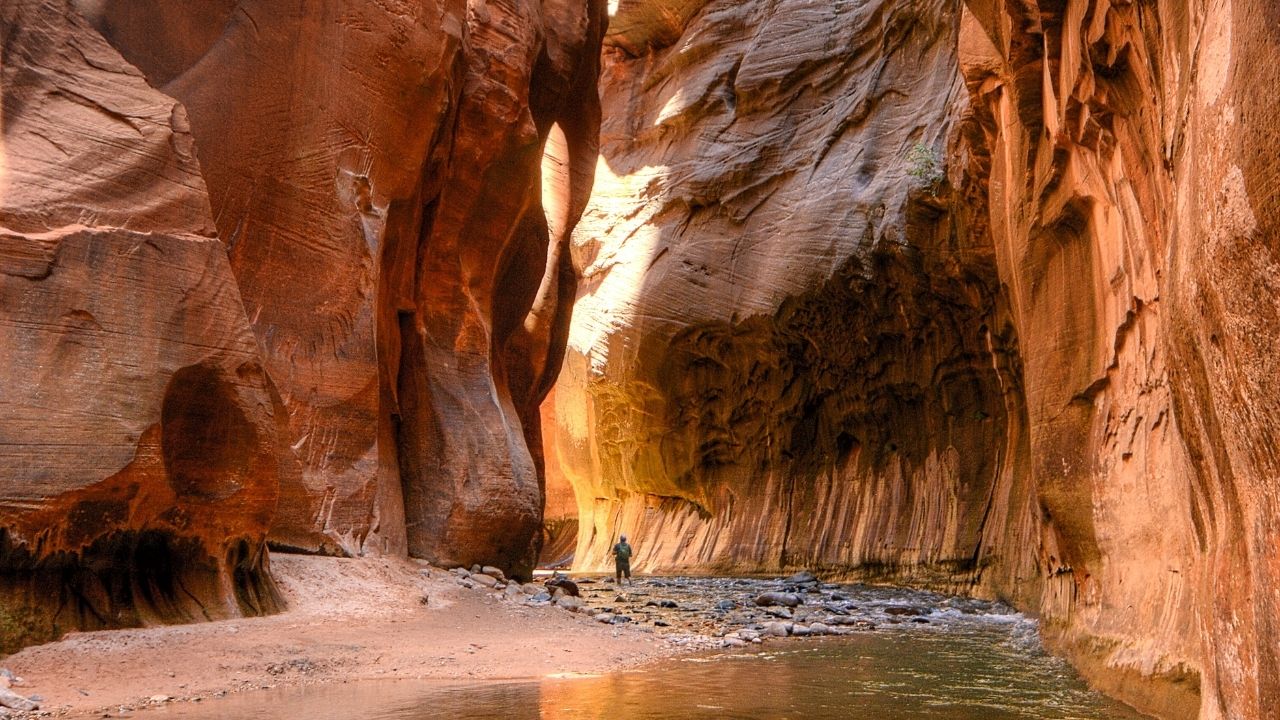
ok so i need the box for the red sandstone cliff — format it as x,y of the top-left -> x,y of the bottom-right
0,0 -> 282,650
75,0 -> 606,568
545,1 -> 1280,718
1,0 -> 605,647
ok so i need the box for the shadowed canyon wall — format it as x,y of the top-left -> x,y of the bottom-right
1,0 -> 604,647
547,0 -> 1279,718
0,0 -> 282,650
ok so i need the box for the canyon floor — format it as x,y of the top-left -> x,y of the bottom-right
0,555 -> 682,718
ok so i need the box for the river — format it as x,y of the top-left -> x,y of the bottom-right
154,579 -> 1143,719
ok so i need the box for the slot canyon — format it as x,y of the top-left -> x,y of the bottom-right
1,0 -> 1277,718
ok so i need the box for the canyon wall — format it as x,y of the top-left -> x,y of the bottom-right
0,0 -> 282,651
0,0 -> 604,648
553,0 -> 1040,601
74,0 -> 606,567
548,0 -> 1279,718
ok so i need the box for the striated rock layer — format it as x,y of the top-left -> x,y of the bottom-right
0,0 -> 282,650
77,0 -> 607,571
555,0 -> 1035,597
0,0 -> 606,649
548,0 -> 1280,718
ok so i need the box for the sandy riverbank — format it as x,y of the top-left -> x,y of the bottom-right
0,555 -> 684,718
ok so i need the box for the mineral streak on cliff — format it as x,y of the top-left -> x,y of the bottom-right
548,0 -> 1280,718
0,0 -> 282,651
958,2 -> 1279,717
77,0 -> 607,572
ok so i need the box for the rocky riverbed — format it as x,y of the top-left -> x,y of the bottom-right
448,567 -> 1020,652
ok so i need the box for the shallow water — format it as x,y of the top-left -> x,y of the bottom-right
156,582 -> 1143,720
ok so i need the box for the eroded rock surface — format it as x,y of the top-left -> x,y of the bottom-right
959,2 -> 1280,718
548,0 -> 1280,718
0,0 -> 280,649
78,0 -> 607,572
553,0 -> 1035,594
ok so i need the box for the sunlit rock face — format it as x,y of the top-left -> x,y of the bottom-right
0,0 -> 281,650
551,0 -> 1040,597
550,0 -> 1280,718
76,0 -> 607,572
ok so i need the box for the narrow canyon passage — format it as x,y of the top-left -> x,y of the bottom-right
0,1 -> 1277,719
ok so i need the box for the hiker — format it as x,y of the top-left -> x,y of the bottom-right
612,534 -> 633,585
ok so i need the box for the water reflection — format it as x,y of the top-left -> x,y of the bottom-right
158,630 -> 1143,720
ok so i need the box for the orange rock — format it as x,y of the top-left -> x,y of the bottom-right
0,0 -> 281,650
81,0 -> 607,573
550,0 -> 1280,717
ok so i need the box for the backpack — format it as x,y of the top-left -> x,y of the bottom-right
615,542 -> 632,561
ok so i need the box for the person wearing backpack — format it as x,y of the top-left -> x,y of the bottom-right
612,535 -> 633,585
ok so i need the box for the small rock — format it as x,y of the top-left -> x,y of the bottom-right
595,613 -> 615,624
754,592 -> 802,608
791,624 -> 811,637
148,695 -> 171,704
722,638 -> 747,648
450,567 -> 470,577
762,621 -> 792,638
531,592 -> 552,602
470,564 -> 482,574
521,583 -> 541,595
556,595 -> 585,612
611,615 -> 632,624
784,571 -> 819,585
503,584 -> 522,599
458,578 -> 475,589
0,687 -> 38,711
480,566 -> 506,582
654,619 -> 671,627
715,599 -> 736,610
764,607 -> 793,619
883,606 -> 929,617
737,629 -> 761,641
545,576 -> 580,597
471,573 -> 499,588
808,622 -> 831,635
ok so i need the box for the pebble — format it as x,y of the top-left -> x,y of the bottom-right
481,566 -> 506,582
